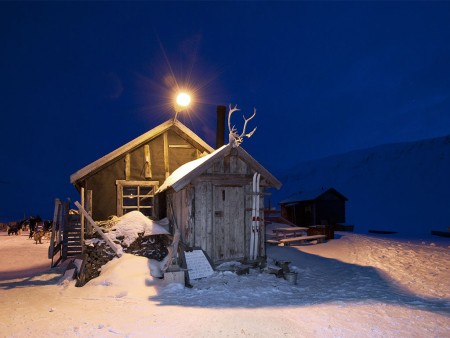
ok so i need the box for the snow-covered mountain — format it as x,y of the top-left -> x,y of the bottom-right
273,135 -> 450,236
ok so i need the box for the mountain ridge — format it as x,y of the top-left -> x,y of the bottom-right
273,134 -> 450,236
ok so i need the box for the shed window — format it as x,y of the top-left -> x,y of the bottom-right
116,180 -> 159,218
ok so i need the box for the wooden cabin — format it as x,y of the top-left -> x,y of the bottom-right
156,144 -> 281,265
279,188 -> 348,228
70,119 -> 214,221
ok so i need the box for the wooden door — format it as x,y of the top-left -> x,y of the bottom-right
213,186 -> 245,262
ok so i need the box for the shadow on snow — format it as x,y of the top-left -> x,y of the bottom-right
148,245 -> 450,316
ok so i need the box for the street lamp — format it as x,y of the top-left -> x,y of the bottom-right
174,92 -> 191,121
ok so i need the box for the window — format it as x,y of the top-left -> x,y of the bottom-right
116,180 -> 159,218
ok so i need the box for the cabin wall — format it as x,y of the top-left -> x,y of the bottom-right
281,191 -> 346,227
170,151 -> 266,265
80,127 -> 208,221
85,158 -> 124,220
167,187 -> 195,246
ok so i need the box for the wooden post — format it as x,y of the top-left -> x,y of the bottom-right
49,198 -> 61,261
125,153 -> 130,180
75,201 -> 122,257
163,132 -> 169,179
86,190 -> 93,234
80,187 -> 85,251
144,144 -> 152,178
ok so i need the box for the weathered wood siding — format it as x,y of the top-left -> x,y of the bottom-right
171,151 -> 266,264
194,182 -> 213,254
81,126 -> 208,221
168,187 -> 195,246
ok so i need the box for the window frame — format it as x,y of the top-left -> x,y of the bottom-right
116,180 -> 159,217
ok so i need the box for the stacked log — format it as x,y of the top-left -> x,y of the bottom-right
76,233 -> 171,287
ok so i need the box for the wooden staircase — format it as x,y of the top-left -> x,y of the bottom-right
50,199 -> 85,267
63,214 -> 83,258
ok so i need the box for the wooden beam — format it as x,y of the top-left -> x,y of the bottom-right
125,153 -> 130,180
193,174 -> 253,186
163,132 -> 169,179
75,201 -> 122,257
144,144 -> 152,178
80,187 -> 85,245
86,190 -> 93,234
169,144 -> 194,149
116,182 -> 123,217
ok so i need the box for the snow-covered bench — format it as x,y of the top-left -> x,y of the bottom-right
279,235 -> 326,246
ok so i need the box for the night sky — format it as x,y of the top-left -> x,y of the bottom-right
1,2 -> 450,221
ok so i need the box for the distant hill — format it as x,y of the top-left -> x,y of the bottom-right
273,135 -> 450,236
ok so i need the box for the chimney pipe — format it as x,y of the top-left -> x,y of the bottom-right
216,105 -> 226,149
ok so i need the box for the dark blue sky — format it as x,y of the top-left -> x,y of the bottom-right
1,2 -> 450,221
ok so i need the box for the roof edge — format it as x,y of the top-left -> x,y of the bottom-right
70,119 -> 214,184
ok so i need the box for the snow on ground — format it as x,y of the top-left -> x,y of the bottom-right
1,227 -> 449,338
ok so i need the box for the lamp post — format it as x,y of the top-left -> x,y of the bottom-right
174,92 -> 191,121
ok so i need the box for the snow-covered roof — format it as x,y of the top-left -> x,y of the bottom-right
279,187 -> 348,205
157,143 -> 282,193
70,119 -> 214,184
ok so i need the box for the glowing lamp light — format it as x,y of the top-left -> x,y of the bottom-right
176,92 -> 191,107
174,91 -> 192,120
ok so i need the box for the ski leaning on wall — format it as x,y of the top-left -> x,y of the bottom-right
250,172 -> 261,260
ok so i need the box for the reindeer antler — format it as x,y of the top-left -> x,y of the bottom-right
227,104 -> 240,136
227,104 -> 257,147
239,108 -> 257,140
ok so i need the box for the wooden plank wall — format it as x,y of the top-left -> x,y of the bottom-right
194,182 -> 213,256
169,152 -> 268,264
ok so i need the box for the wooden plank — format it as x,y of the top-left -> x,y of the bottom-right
80,187 -> 85,241
163,132 -> 169,179
187,186 -> 195,247
75,201 -> 122,257
49,198 -> 61,260
213,185 -> 224,261
144,144 -> 152,178
244,184 -> 252,259
258,188 -> 265,257
194,183 -> 205,249
205,183 -> 213,257
86,190 -> 93,234
280,235 -> 326,245
116,181 -> 123,216
125,153 -> 130,180
169,144 -> 194,148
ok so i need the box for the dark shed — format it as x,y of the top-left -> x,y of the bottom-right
70,119 -> 214,221
279,188 -> 348,227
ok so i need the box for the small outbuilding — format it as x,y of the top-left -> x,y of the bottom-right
156,144 -> 281,265
279,188 -> 348,228
70,119 -> 214,221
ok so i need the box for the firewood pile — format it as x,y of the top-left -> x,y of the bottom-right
76,221 -> 171,287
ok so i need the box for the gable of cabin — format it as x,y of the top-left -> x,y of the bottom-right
160,146 -> 281,264
71,122 -> 213,221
